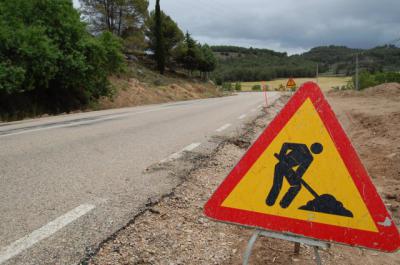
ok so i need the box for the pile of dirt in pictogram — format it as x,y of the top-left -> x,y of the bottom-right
299,194 -> 353,217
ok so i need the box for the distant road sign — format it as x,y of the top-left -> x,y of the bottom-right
204,82 -> 400,252
286,78 -> 296,88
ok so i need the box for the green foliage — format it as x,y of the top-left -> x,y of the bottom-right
374,71 -> 400,83
0,0 -> 125,120
222,82 -> 233,91
252,84 -> 261,91
154,0 -> 165,74
177,32 -> 200,73
198,44 -> 217,74
146,8 -> 184,71
212,46 -> 316,83
355,71 -> 379,89
235,82 -> 242,91
212,45 -> 286,57
175,33 -> 217,78
80,0 -> 149,37
353,71 -> 400,90
303,45 -> 400,75
212,45 -> 400,83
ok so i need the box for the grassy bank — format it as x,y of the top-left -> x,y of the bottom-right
239,76 -> 351,92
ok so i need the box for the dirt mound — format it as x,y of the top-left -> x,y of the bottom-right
328,82 -> 400,99
98,77 -> 222,109
363,82 -> 400,97
299,194 -> 353,217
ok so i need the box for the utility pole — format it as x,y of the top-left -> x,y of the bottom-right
355,53 -> 359,90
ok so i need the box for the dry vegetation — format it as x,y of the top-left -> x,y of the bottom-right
96,63 -> 223,110
240,76 -> 351,92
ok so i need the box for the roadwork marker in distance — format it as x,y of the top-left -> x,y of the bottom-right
0,204 -> 95,264
204,82 -> 400,252
286,78 -> 296,89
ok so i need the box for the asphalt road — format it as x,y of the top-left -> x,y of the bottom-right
0,92 -> 281,265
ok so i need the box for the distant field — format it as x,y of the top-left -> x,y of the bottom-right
240,77 -> 351,92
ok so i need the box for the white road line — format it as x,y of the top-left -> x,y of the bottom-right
257,104 -> 263,109
216,123 -> 232,132
0,107 -> 168,138
0,204 -> 95,264
160,143 -> 201,163
238,114 -> 247,120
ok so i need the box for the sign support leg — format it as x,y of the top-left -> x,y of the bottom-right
313,246 -> 322,265
242,230 -> 261,265
242,230 -> 328,265
294,242 -> 300,254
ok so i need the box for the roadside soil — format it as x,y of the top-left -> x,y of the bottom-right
87,83 -> 400,265
97,67 -> 222,110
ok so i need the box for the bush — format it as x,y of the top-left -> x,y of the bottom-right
252,84 -> 261,91
0,0 -> 125,120
222,82 -> 233,91
355,71 -> 379,89
353,71 -> 400,90
235,82 -> 242,91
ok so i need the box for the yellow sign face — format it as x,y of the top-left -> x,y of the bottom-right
222,98 -> 377,232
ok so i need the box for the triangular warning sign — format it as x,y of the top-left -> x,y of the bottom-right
286,78 -> 296,88
204,82 -> 400,252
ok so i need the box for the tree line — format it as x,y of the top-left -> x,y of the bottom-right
211,46 -> 316,84
211,44 -> 400,84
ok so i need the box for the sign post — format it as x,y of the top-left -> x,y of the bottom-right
261,81 -> 268,108
204,82 -> 400,263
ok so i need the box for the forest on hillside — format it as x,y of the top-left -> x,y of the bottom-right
212,45 -> 400,84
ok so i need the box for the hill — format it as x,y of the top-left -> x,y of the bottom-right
211,45 -> 400,83
302,45 -> 400,75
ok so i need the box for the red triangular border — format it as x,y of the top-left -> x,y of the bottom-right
204,82 -> 400,252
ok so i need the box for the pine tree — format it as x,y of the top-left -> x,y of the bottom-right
154,0 -> 165,74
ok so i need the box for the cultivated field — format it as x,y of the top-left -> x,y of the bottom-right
240,76 -> 351,92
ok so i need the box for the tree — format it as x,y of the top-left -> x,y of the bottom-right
146,9 -> 183,71
198,44 -> 217,80
178,32 -> 201,75
80,0 -> 149,37
154,0 -> 165,74
0,0 -> 125,119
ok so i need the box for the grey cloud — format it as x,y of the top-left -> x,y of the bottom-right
149,0 -> 400,54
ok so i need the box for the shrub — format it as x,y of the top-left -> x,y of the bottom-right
252,84 -> 261,91
0,0 -> 125,120
235,82 -> 242,91
352,71 -> 400,90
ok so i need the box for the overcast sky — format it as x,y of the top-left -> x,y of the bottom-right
74,0 -> 400,54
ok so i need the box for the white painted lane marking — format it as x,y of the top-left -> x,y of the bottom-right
216,123 -> 232,133
0,204 -> 95,264
160,143 -> 201,163
0,107 -> 169,138
238,114 -> 247,120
